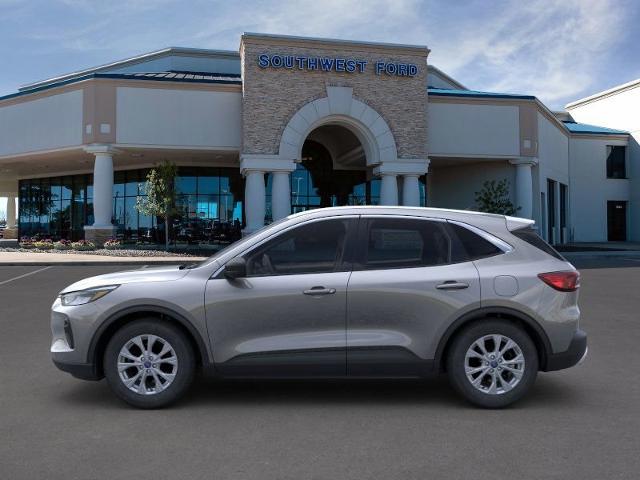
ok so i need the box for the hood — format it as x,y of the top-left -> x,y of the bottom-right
60,265 -> 189,293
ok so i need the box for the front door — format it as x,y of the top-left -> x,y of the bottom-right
608,201 -> 627,241
346,216 -> 481,376
205,217 -> 357,377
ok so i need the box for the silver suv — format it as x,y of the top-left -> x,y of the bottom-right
51,207 -> 587,408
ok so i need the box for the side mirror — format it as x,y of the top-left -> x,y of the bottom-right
224,257 -> 247,279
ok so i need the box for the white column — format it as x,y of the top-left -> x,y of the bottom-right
379,174 -> 399,206
271,171 -> 291,221
402,175 -> 421,207
6,195 -> 16,229
510,158 -> 537,219
244,170 -> 266,232
92,151 -> 115,227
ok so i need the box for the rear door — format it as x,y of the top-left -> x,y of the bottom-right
346,216 -> 481,376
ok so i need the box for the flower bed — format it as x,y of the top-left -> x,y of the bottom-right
54,239 -> 72,250
103,238 -> 122,250
70,240 -> 96,251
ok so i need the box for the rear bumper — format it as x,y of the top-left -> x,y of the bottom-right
52,359 -> 102,381
544,329 -> 587,372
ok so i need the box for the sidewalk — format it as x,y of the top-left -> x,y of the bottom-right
0,251 -> 208,266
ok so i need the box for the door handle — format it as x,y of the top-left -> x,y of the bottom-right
303,286 -> 337,296
436,281 -> 469,290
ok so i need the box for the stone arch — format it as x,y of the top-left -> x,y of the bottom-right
278,86 -> 398,166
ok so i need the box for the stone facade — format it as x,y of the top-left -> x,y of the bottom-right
84,227 -> 116,247
240,34 -> 429,161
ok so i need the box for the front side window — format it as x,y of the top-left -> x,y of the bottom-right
245,218 -> 350,276
606,146 -> 626,179
362,218 -> 449,269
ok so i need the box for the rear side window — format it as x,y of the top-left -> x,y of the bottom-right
511,227 -> 565,260
362,218 -> 449,269
446,223 -> 503,262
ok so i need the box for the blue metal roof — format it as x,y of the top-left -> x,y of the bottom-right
562,121 -> 628,135
0,71 -> 242,102
428,87 -> 535,100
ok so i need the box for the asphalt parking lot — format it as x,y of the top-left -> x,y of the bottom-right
1,258 -> 639,480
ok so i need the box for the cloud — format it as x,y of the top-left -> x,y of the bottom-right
423,0 -> 632,107
1,0 -> 636,108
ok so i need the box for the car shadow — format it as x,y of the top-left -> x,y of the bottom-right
56,373 -> 582,411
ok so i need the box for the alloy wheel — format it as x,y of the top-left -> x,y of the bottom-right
117,334 -> 179,395
464,334 -> 525,395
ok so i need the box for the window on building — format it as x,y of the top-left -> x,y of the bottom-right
606,146 -> 626,179
18,167 -> 244,245
245,218 -> 350,276
362,217 -> 449,270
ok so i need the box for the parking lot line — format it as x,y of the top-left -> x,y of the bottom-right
0,266 -> 51,286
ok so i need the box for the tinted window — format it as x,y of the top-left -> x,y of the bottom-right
606,146 -> 626,179
363,218 -> 449,269
447,223 -> 502,262
511,227 -> 565,260
245,219 -> 349,276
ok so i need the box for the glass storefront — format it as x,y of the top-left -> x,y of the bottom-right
18,164 -> 425,245
19,167 -> 244,246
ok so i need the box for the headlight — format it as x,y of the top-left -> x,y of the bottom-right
59,285 -> 119,306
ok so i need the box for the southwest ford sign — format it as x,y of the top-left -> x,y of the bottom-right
257,54 -> 418,77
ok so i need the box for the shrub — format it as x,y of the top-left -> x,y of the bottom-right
474,179 -> 519,216
71,240 -> 96,251
20,236 -> 35,249
33,239 -> 54,250
54,239 -> 72,250
103,238 -> 122,250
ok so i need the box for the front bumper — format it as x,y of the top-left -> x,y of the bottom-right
51,299 -> 103,380
544,329 -> 588,371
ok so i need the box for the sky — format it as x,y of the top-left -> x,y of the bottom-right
1,0 -> 640,217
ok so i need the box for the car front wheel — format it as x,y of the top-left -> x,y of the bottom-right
446,319 -> 538,408
104,319 -> 195,408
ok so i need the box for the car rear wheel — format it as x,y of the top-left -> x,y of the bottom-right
446,319 -> 538,408
104,319 -> 195,408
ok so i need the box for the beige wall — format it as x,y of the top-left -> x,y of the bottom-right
116,86 -> 242,148
427,102 -> 520,157
428,161 -> 516,210
240,35 -> 429,159
0,90 -> 83,157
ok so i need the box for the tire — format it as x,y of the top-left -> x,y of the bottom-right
104,319 -> 195,409
446,319 -> 538,408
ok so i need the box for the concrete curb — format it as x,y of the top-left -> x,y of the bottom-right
563,251 -> 640,258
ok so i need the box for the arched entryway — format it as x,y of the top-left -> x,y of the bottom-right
241,86 -> 429,232
286,124 -> 383,216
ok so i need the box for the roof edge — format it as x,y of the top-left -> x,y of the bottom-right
2,72 -> 241,104
19,46 -> 240,92
427,65 -> 467,90
565,78 -> 640,109
241,32 -> 430,55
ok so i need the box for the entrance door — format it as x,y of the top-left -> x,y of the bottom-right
547,179 -> 556,244
205,217 -> 357,377
607,201 -> 627,241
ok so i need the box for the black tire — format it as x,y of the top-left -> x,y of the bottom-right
446,319 -> 538,408
104,319 -> 195,409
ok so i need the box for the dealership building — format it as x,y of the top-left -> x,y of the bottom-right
0,33 -> 636,246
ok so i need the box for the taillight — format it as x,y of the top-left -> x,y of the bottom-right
538,271 -> 580,292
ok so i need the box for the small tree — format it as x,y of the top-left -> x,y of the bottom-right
474,179 -> 519,216
136,161 -> 178,251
